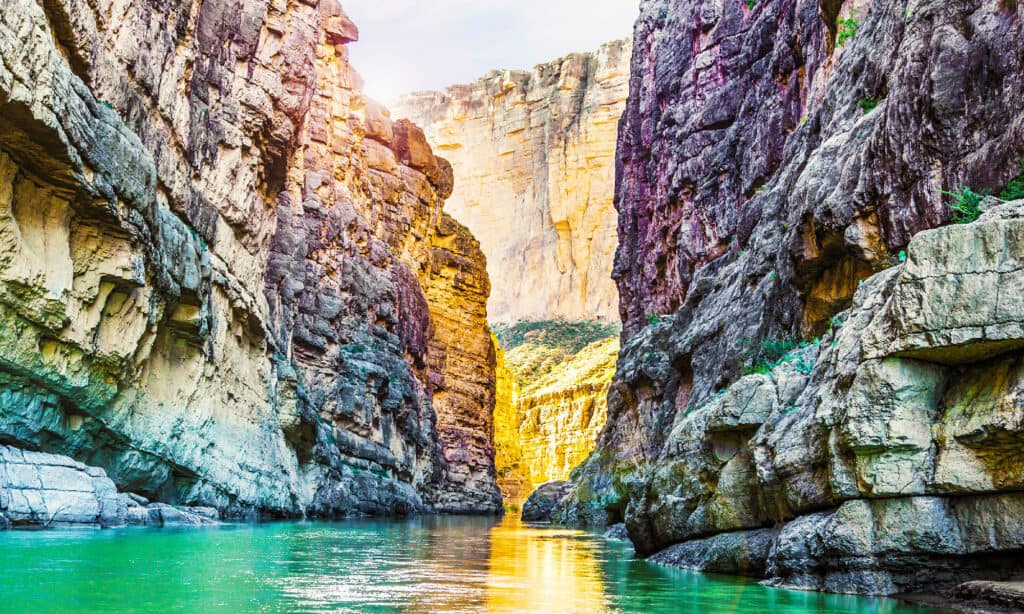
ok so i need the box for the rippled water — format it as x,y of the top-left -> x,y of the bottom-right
0,516 -> 942,613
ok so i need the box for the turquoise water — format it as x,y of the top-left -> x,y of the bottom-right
0,516 -> 942,613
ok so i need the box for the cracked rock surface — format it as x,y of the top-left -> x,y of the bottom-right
0,0 -> 500,520
553,0 -> 1024,597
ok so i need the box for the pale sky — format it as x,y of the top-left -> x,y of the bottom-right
342,0 -> 639,104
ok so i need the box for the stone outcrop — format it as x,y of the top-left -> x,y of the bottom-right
521,480 -> 570,522
0,445 -> 220,529
0,445 -> 124,528
554,0 -> 1024,598
393,39 -> 631,322
559,203 -> 1024,595
0,0 -> 499,519
491,321 -> 618,502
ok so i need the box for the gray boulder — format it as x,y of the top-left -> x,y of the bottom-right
0,445 -> 126,528
649,529 -> 779,577
522,481 -> 571,522
135,503 -> 220,527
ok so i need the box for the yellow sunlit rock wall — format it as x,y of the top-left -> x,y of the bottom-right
491,322 -> 619,502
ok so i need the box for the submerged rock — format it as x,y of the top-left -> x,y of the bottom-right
521,481 -> 571,522
648,529 -> 778,578
142,504 -> 220,528
603,523 -> 630,541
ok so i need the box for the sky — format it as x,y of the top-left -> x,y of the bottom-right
342,0 -> 639,104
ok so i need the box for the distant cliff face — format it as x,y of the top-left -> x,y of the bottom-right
492,321 -> 619,502
553,0 -> 1024,597
0,0 -> 499,518
393,39 -> 631,323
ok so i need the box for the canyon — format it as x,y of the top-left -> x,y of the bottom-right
395,43 -> 632,504
393,39 -> 630,323
544,0 -> 1024,599
3,0 -> 1024,606
0,0 -> 500,523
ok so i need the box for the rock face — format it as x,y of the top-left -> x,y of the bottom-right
556,0 -> 1024,597
393,39 -> 631,322
492,321 -> 619,502
0,445 -> 125,528
561,202 -> 1024,594
521,480 -> 570,522
0,0 -> 499,518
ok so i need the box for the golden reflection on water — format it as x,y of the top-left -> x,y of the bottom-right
485,519 -> 607,613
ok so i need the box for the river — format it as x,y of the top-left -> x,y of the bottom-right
0,516 -> 942,613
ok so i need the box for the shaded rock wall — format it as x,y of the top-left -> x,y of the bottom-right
556,0 -> 1024,597
560,203 -> 1024,595
0,0 -> 499,517
393,39 -> 631,322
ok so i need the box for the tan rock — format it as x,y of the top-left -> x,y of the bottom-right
393,39 -> 631,322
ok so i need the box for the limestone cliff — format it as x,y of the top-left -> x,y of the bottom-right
492,321 -> 619,502
0,0 -> 500,520
393,39 -> 631,322
551,0 -> 1024,597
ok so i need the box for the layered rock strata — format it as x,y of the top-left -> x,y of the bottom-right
393,39 -> 631,322
491,321 -> 618,502
560,204 -> 1024,594
554,0 -> 1024,597
0,0 -> 499,518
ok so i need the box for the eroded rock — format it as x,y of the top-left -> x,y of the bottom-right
0,0 -> 499,519
394,39 -> 631,322
521,481 -> 571,522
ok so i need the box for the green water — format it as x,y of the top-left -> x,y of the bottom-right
0,516 -> 942,613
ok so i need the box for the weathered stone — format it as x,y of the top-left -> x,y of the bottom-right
0,0 -> 499,519
649,529 -> 778,577
0,444 -> 125,528
767,495 -> 1024,595
521,481 -> 571,522
144,503 -> 219,527
394,39 -> 630,322
604,523 -> 629,541
949,581 -> 1024,613
865,205 -> 1024,364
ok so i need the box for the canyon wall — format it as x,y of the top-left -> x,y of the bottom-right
393,39 -> 631,323
552,0 -> 1024,597
0,0 -> 500,519
492,321 -> 619,502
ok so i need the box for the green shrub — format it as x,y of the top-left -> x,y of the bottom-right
743,337 -> 820,376
999,163 -> 1024,201
858,97 -> 880,113
744,0 -> 755,9
836,18 -> 859,47
646,313 -> 662,327
944,187 -> 985,224
492,319 -> 620,352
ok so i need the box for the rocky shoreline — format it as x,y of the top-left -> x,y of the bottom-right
0,445 -> 219,529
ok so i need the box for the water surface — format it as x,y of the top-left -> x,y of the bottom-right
0,516 -> 943,613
